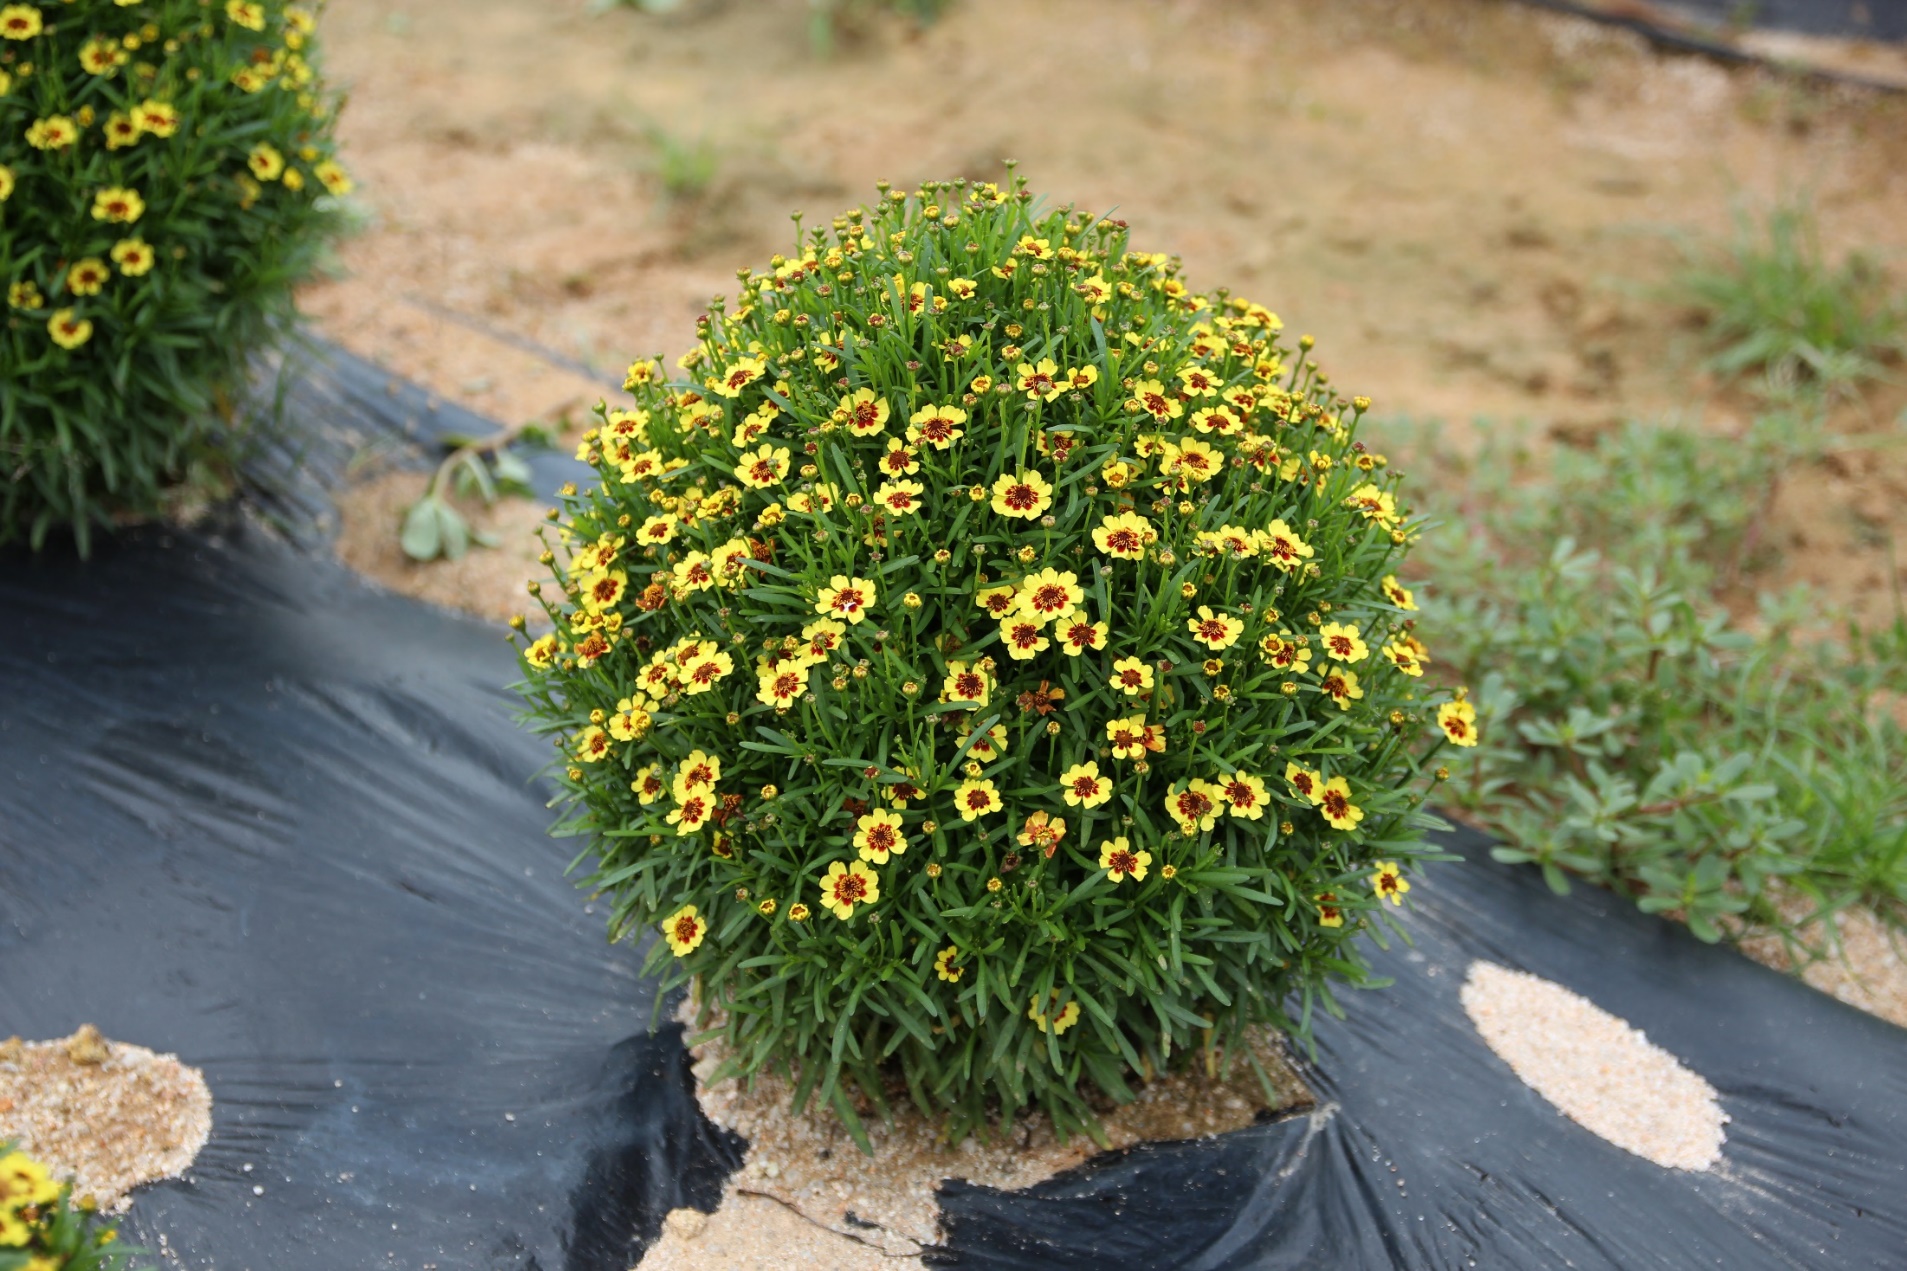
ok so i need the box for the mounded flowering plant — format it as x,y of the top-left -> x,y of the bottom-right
0,0 -> 349,552
516,175 -> 1475,1143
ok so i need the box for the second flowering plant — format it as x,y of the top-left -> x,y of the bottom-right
517,175 -> 1473,1143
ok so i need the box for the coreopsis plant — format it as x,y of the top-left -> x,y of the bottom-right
0,0 -> 349,553
0,1143 -> 135,1270
517,175 -> 1472,1142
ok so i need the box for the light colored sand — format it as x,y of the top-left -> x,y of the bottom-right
1461,962 -> 1726,1171
0,1027 -> 213,1213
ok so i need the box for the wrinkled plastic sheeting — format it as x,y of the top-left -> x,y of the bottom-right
932,827 -> 1907,1269
0,359 -> 737,1269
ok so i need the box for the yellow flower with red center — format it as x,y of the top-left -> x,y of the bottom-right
1105,715 -> 1165,760
820,859 -> 880,919
111,238 -> 156,277
315,160 -> 354,196
934,945 -> 965,981
1220,771 -> 1268,820
1015,234 -> 1053,260
906,402 -> 966,449
1346,482 -> 1399,525
669,791 -> 715,835
874,478 -> 926,517
941,659 -> 990,708
1017,357 -> 1063,402
1190,405 -> 1243,435
1059,761 -> 1112,809
1256,520 -> 1314,571
815,574 -> 876,624
105,112 -> 143,149
134,99 -> 182,137
854,808 -> 907,864
1017,810 -> 1067,858
756,661 -> 809,709
953,778 -> 1002,821
673,552 -> 717,594
578,569 -> 626,614
712,355 -> 766,398
48,309 -> 93,350
990,469 -> 1054,519
1066,364 -> 1100,391
1028,992 -> 1081,1034
1165,437 -> 1221,484
680,650 -> 733,694
627,766 -> 663,805
0,4 -> 44,38
879,437 -> 921,477
1000,615 -> 1050,661
1382,642 -> 1425,677
248,143 -> 286,182
66,258 -> 110,297
1098,836 -> 1151,883
573,726 -> 611,763
947,277 -> 978,300
1092,511 -> 1152,560
661,904 -> 707,956
1318,667 -> 1363,711
619,450 -> 665,483
1176,365 -> 1220,398
0,1149 -> 63,1210
975,584 -> 1019,620
1318,778 -> 1363,831
801,617 -> 847,659
226,0 -> 267,30
787,902 -> 811,922
840,388 -> 890,436
1186,606 -> 1243,651
1075,274 -> 1112,306
1381,574 -> 1417,611
1016,568 -> 1083,624
0,166 -> 13,204
1285,762 -> 1325,806
1131,378 -> 1182,422
523,634 -> 561,670
1165,779 -> 1223,833
734,444 -> 790,489
1315,893 -> 1345,928
1438,699 -> 1479,747
1370,860 -> 1408,904
636,514 -> 677,546
1196,524 -> 1256,557
26,116 -> 79,151
958,723 -> 1009,762
79,37 -> 126,75
1056,614 -> 1108,655
1109,656 -> 1153,696
1259,632 -> 1312,675
1318,622 -> 1368,663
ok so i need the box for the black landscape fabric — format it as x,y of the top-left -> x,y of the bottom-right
3,346 -> 1906,1270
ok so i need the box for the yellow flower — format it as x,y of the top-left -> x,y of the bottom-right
756,660 -> 809,709
947,277 -> 978,300
79,36 -> 127,74
1370,860 -> 1409,905
314,160 -> 353,196
0,1149 -> 62,1207
854,808 -> 907,864
712,355 -> 766,398
819,859 -> 880,919
1285,762 -> 1325,806
1346,482 -> 1400,525
623,358 -> 660,389
66,258 -> 110,297
1165,779 -> 1224,833
1196,524 -> 1257,558
1438,699 -> 1479,747
134,100 -> 181,137
661,904 -> 708,957
680,650 -> 734,694
873,477 -> 926,517
1065,363 -> 1100,391
1059,761 -> 1112,809
110,238 -> 155,277
672,552 -> 717,593
1186,606 -> 1243,651
934,945 -> 964,982
8,279 -> 44,310
226,0 -> 267,30
990,469 -> 1054,519
1028,991 -> 1081,1035
1176,365 -> 1220,398
1382,642 -> 1426,677
673,750 -> 721,799
802,617 -> 848,659
875,437 -> 921,479
1055,614 -> 1108,655
1131,378 -> 1183,422
627,765 -> 664,805
1314,892 -> 1345,928
1189,404 -> 1243,435
1259,632 -> 1312,675
635,514 -> 677,546
26,116 -> 80,151
839,387 -> 890,436
1319,777 -> 1364,831
1164,436 -> 1221,484
0,165 -> 13,203
999,614 -> 1051,661
953,778 -> 1001,822
1318,622 -> 1368,663
48,309 -> 93,350
668,790 -> 716,835
1092,511 -> 1153,560
1105,715 -> 1164,760
580,569 -> 628,614
1098,836 -> 1151,883
1256,520 -> 1314,571
0,5 -> 44,39
103,111 -> 142,149
1016,357 -> 1063,401
248,143 -> 286,182
734,443 -> 790,489
1017,810 -> 1066,857
1109,656 -> 1153,696
975,584 -> 1019,620
941,659 -> 990,708
815,574 -> 876,624
91,187 -> 146,224
1318,667 -> 1362,710
1016,567 -> 1083,624
1381,574 -> 1418,611
1219,771 -> 1268,820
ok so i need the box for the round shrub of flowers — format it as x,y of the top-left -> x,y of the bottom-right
517,175 -> 1474,1141
0,0 -> 349,552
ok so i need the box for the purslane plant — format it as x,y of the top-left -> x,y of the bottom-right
0,0 -> 350,553
515,176 -> 1472,1143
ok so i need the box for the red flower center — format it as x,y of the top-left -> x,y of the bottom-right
680,797 -> 708,821
1003,484 -> 1038,511
1323,792 -> 1349,817
1106,529 -> 1139,553
1071,776 -> 1100,799
866,826 -> 896,851
672,916 -> 699,943
1176,792 -> 1213,821
1226,782 -> 1256,809
851,402 -> 883,429
1109,850 -> 1137,875
1030,584 -> 1070,614
953,673 -> 984,699
835,875 -> 867,903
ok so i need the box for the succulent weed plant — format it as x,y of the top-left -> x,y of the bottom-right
0,0 -> 350,553
515,175 -> 1474,1143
